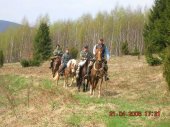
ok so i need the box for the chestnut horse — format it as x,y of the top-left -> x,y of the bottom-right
89,48 -> 105,98
54,59 -> 77,87
51,56 -> 61,77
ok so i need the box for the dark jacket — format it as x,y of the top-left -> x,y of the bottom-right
61,53 -> 71,64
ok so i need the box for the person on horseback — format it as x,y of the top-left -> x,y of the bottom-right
92,38 -> 110,81
58,48 -> 72,75
49,44 -> 63,69
76,45 -> 93,78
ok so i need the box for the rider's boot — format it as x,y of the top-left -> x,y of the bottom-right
84,66 -> 90,79
103,60 -> 109,81
105,73 -> 109,81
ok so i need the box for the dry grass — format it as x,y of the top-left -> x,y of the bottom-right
0,56 -> 170,127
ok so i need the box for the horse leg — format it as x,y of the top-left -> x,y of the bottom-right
82,79 -> 85,92
69,76 -> 74,87
76,77 -> 81,92
86,79 -> 89,92
53,72 -> 59,86
89,79 -> 93,95
93,78 -> 99,96
98,78 -> 103,98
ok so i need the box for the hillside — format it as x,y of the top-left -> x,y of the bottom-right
0,20 -> 20,32
0,56 -> 170,127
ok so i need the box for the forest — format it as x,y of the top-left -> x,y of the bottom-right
0,6 -> 148,63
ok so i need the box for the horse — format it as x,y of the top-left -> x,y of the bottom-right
76,59 -> 90,92
54,59 -> 77,87
89,48 -> 105,98
51,56 -> 61,77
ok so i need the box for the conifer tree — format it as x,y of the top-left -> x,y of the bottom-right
0,50 -> 4,67
33,22 -> 52,61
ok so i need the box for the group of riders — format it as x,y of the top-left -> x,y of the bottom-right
49,38 -> 110,81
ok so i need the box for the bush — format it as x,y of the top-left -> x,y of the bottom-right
20,59 -> 41,67
145,53 -> 162,66
163,46 -> 170,90
20,59 -> 30,67
121,41 -> 129,55
0,50 -> 4,67
70,47 -> 78,59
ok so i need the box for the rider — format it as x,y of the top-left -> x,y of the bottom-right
58,48 -> 72,75
92,38 -> 110,81
49,44 -> 63,69
76,45 -> 93,78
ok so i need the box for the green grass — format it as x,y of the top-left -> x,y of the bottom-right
68,93 -> 170,127
0,75 -> 28,93
0,72 -> 169,127
40,79 -> 53,90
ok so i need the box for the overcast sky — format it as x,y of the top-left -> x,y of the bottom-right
0,0 -> 154,24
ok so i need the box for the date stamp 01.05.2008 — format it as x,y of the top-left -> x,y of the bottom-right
109,111 -> 161,117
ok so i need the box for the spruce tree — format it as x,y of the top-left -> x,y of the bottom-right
121,41 -> 129,55
144,0 -> 170,89
0,50 -> 4,67
144,0 -> 170,65
33,22 -> 52,61
163,46 -> 170,90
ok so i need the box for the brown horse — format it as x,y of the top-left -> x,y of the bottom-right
76,59 -> 90,92
54,59 -> 77,87
51,56 -> 61,77
89,48 -> 105,98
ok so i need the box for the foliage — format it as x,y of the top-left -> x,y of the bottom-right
69,47 -> 79,59
144,0 -> 170,65
121,41 -> 129,55
0,50 -> 4,67
163,46 -> 170,90
33,22 -> 52,61
1,8 -> 148,62
20,59 -> 29,67
20,59 -> 41,67
145,54 -> 162,66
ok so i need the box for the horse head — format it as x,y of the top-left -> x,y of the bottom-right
67,59 -> 77,73
95,48 -> 103,62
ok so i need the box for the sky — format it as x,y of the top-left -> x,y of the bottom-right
0,0 -> 154,24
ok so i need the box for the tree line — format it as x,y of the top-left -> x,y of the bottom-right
0,6 -> 149,63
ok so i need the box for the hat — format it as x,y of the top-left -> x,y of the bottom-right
56,44 -> 60,47
99,38 -> 104,42
84,45 -> 88,49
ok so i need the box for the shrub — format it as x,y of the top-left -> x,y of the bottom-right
20,59 -> 41,67
20,59 -> 30,67
0,50 -> 4,67
70,47 -> 78,59
121,41 -> 129,55
145,53 -> 162,66
163,46 -> 170,90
